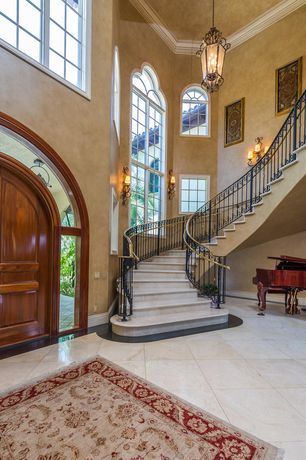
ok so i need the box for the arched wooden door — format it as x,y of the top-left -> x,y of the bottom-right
0,157 -> 59,347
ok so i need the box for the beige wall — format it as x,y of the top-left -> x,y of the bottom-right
0,0 -> 114,316
118,0 -> 219,231
227,231 -> 306,294
217,6 -> 306,192
171,56 -> 218,215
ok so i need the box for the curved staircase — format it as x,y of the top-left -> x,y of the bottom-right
111,249 -> 228,337
112,89 -> 306,338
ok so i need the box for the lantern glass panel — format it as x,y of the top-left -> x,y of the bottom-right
217,46 -> 225,75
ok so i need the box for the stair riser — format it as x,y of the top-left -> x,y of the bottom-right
134,281 -> 191,291
133,272 -> 186,280
151,256 -> 186,264
138,263 -> 185,271
133,303 -> 211,317
134,291 -> 198,305
111,314 -> 228,337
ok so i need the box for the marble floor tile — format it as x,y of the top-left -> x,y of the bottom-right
146,359 -> 211,391
98,341 -> 145,363
277,388 -> 306,419
188,338 -> 242,360
197,359 -> 272,389
214,388 -> 306,443
248,359 -> 306,388
276,441 -> 306,460
229,338 -> 289,359
144,340 -> 194,360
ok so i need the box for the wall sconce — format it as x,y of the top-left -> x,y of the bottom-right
121,166 -> 131,205
168,169 -> 176,200
247,137 -> 269,167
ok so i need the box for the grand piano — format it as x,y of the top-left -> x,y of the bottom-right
253,255 -> 306,315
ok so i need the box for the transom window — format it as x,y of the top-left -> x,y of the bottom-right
180,175 -> 210,213
0,0 -> 89,91
181,86 -> 209,136
130,66 -> 166,227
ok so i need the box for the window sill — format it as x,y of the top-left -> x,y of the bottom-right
0,39 -> 91,101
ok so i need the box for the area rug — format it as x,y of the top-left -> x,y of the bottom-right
0,356 -> 283,460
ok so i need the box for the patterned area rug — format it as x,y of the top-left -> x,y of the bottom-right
0,356 -> 283,459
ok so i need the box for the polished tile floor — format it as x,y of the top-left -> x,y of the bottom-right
1,298 -> 306,460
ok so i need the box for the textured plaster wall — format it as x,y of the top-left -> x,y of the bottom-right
227,231 -> 306,294
118,0 -> 219,231
0,0 -> 114,316
171,55 -> 218,215
216,7 -> 306,294
217,6 -> 306,192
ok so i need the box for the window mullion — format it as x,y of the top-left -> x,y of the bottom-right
144,98 -> 150,222
42,0 -> 50,66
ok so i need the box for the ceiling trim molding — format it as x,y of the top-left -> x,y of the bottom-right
129,0 -> 306,55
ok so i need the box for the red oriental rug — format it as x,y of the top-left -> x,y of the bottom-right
0,356 -> 283,459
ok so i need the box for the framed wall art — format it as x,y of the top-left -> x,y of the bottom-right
275,57 -> 302,116
224,98 -> 245,147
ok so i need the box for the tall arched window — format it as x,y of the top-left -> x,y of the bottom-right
113,47 -> 120,140
130,65 -> 166,226
181,86 -> 209,136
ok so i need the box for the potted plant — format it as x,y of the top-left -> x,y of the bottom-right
203,283 -> 220,308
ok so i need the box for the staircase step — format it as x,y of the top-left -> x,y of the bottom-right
133,299 -> 211,316
151,255 -> 186,263
164,249 -> 186,255
133,279 -> 191,291
280,159 -> 298,171
134,288 -> 198,306
138,262 -> 185,271
267,175 -> 284,186
110,308 -> 228,337
133,269 -> 186,280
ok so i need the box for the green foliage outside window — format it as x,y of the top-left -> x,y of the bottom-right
60,236 -> 76,297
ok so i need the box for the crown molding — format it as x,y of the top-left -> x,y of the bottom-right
129,0 -> 306,55
129,0 -> 177,53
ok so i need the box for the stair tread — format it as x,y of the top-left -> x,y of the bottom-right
134,288 -> 196,296
135,269 -> 185,274
133,300 -> 211,311
134,279 -> 188,283
111,308 -> 228,327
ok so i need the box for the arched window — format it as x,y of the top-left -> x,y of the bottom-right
181,86 -> 209,136
130,65 -> 166,226
113,47 -> 120,140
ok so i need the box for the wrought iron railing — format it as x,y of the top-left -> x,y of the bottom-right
185,89 -> 306,303
119,90 -> 306,320
119,216 -> 187,320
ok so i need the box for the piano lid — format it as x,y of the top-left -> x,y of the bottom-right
268,255 -> 306,265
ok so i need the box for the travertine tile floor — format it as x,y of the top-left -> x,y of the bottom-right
1,298 -> 306,459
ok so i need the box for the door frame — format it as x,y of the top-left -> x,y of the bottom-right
0,112 -> 89,337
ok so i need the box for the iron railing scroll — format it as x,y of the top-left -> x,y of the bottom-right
184,90 -> 306,305
118,216 -> 187,321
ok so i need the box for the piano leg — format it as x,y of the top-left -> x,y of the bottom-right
286,288 -> 301,315
257,282 -> 267,311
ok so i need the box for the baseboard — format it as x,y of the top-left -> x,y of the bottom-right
226,290 -> 306,307
88,313 -> 109,328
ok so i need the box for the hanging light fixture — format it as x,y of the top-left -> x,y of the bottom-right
197,0 -> 231,93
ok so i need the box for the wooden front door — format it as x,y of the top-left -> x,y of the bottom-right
0,166 -> 51,347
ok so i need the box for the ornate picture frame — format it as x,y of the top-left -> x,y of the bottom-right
275,57 -> 302,116
224,98 -> 245,148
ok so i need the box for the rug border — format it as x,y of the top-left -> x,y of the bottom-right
0,354 -> 285,460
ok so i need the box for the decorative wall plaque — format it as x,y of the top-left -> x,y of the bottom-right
276,57 -> 302,115
224,98 -> 245,147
